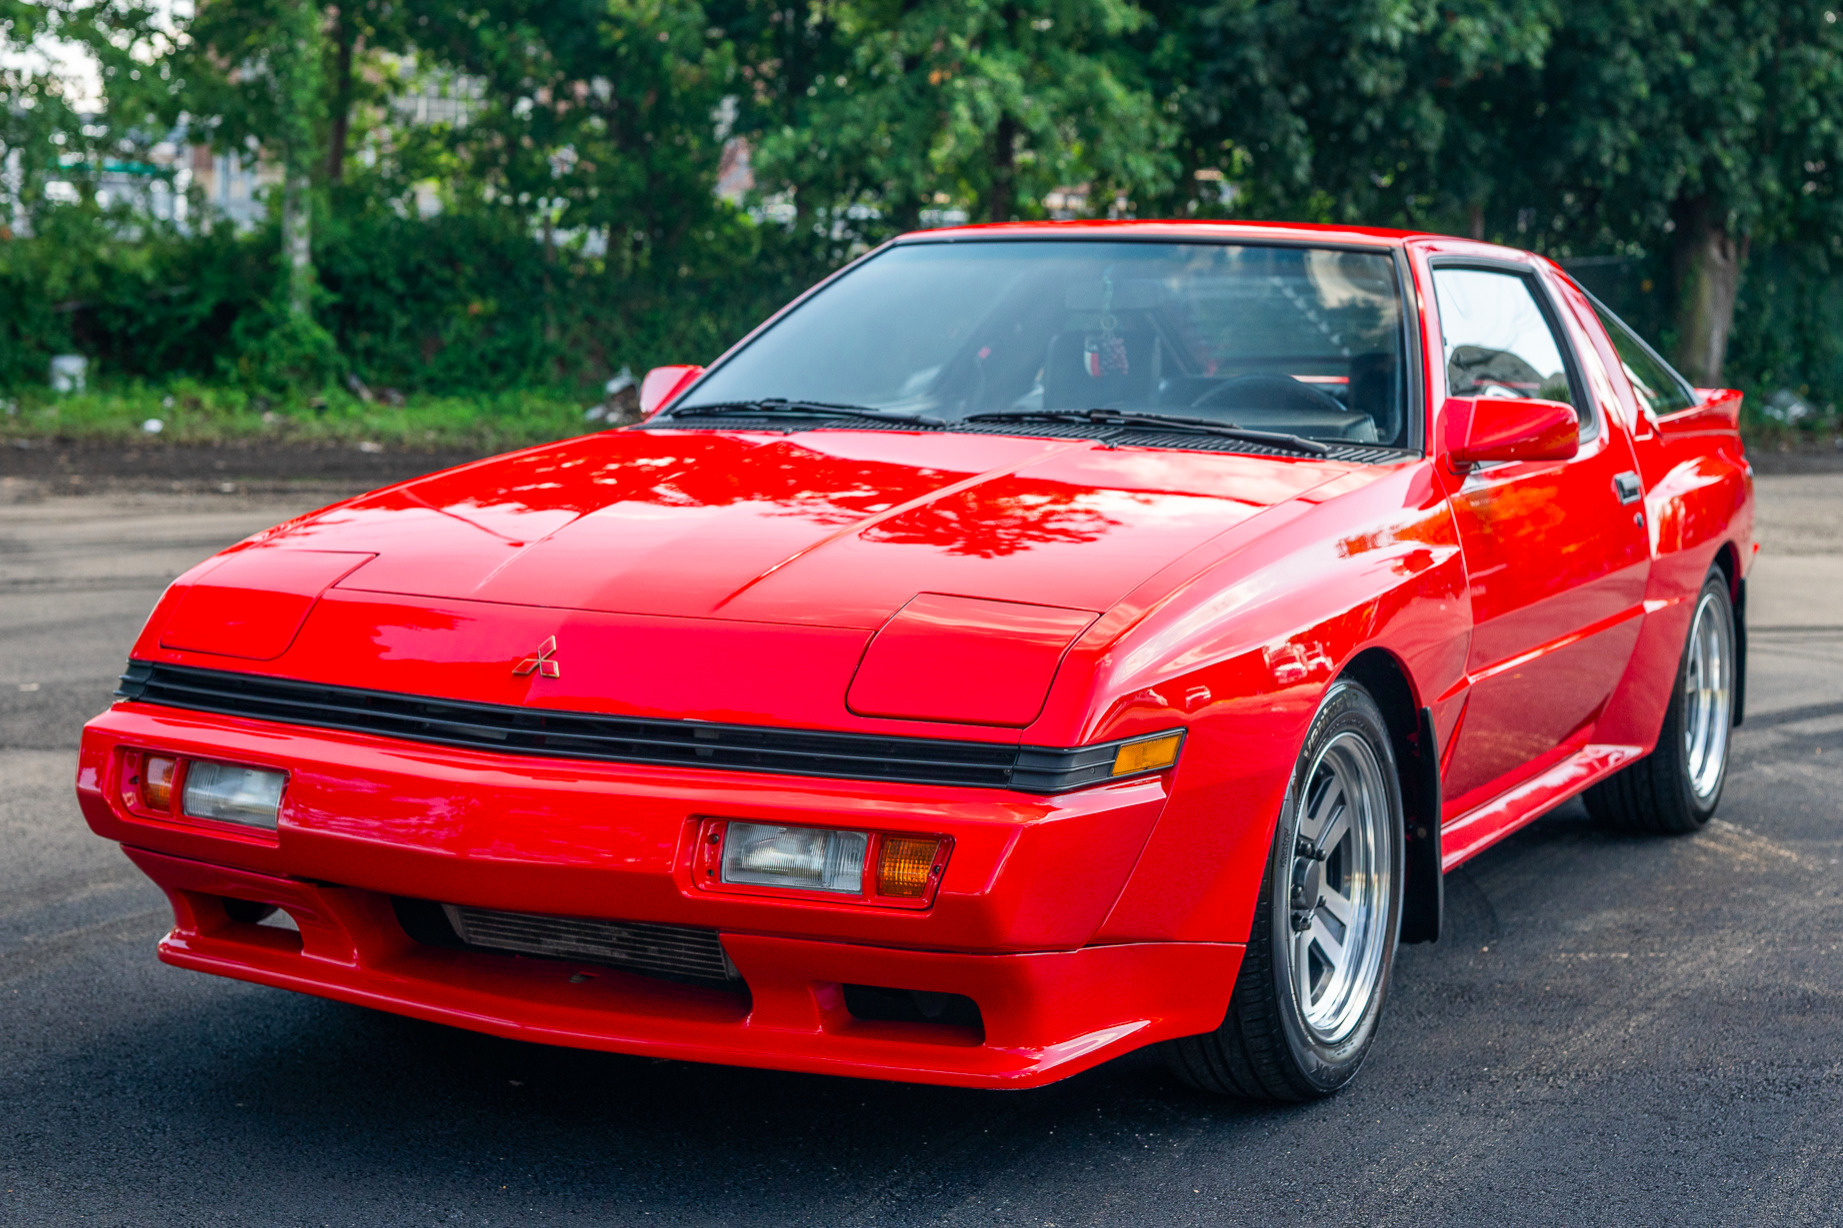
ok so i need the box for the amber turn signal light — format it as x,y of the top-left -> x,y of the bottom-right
876,836 -> 944,898
1111,732 -> 1183,777
140,755 -> 177,811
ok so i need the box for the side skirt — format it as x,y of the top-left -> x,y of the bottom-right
1441,742 -> 1646,872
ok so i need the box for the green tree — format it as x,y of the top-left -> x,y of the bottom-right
1161,0 -> 1555,229
1511,0 -> 1843,385
737,0 -> 1178,234
1171,0 -> 1843,387
323,0 -> 414,185
177,0 -> 338,380
1,0 -> 179,222
401,0 -> 734,267
1,0 -> 76,226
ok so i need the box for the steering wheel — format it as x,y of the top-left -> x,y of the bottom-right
1192,374 -> 1347,415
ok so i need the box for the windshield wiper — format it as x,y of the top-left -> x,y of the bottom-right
962,409 -> 1331,456
664,399 -> 944,427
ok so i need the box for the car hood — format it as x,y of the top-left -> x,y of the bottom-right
253,427 -> 1355,629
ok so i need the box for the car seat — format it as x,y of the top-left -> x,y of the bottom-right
1042,331 -> 1159,411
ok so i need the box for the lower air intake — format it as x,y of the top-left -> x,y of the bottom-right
440,904 -> 739,989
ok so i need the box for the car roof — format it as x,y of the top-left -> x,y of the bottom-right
891,218 -> 1430,249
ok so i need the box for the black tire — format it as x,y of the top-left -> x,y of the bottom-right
1584,569 -> 1736,835
1164,680 -> 1405,1100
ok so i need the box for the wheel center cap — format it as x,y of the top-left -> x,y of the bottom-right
1291,850 -> 1325,930
1296,857 -> 1324,909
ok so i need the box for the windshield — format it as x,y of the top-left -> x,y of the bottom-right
680,240 -> 1413,449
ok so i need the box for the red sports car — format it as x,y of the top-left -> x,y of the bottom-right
77,221 -> 1753,1099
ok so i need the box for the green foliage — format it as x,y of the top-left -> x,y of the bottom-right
400,0 -> 737,247
1726,246 -> 1843,412
0,194 -> 829,393
0,213 -> 256,386
1511,0 -> 1843,245
2,0 -> 1842,414
179,0 -> 326,164
0,376 -> 595,448
1485,0 -> 1843,382
312,200 -> 823,390
1157,0 -> 1556,225
739,0 -> 1178,231
229,291 -> 343,388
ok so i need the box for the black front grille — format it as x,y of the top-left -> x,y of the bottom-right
117,662 -> 1166,793
439,903 -> 738,988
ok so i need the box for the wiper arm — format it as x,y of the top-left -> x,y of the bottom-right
962,409 -> 1330,456
665,399 -> 944,426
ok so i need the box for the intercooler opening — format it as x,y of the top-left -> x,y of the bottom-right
391,897 -> 745,994
842,984 -> 984,1040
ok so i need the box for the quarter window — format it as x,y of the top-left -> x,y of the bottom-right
1590,301 -> 1698,417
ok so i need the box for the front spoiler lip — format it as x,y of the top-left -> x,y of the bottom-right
125,846 -> 1242,1089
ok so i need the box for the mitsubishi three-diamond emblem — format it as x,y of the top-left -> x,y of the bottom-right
513,636 -> 561,679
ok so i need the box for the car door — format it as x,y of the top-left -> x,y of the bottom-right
1431,262 -> 1652,812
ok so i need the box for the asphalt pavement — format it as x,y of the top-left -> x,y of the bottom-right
2,474 -> 1840,1227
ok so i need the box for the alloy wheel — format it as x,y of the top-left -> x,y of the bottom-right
1285,730 -> 1396,1044
1682,587 -> 1735,803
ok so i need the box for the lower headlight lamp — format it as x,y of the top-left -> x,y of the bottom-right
721,822 -> 869,893
180,761 -> 287,829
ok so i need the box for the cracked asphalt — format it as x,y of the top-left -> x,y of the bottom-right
2,474 -> 1840,1227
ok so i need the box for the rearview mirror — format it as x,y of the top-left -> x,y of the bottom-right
1443,396 -> 1579,468
639,365 -> 704,418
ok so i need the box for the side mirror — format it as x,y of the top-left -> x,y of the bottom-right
1443,396 -> 1580,468
639,365 -> 704,419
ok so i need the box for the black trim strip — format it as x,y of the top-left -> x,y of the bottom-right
116,662 -> 1180,795
641,416 -> 1409,464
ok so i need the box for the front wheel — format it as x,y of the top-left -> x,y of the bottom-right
1585,568 -> 1736,834
1165,680 -> 1404,1100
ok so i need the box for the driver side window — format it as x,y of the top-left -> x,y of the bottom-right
1433,267 -> 1595,439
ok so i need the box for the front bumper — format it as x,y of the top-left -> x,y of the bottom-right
78,704 -> 1239,1088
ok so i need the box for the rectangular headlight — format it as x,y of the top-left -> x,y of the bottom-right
181,761 -> 287,829
720,822 -> 868,893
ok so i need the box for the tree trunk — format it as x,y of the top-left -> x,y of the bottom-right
270,0 -> 323,325
327,5 -> 357,183
1467,201 -> 1485,240
282,164 -> 313,320
988,116 -> 1016,223
1670,197 -> 1748,387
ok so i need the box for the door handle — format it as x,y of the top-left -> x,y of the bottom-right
1613,471 -> 1643,505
